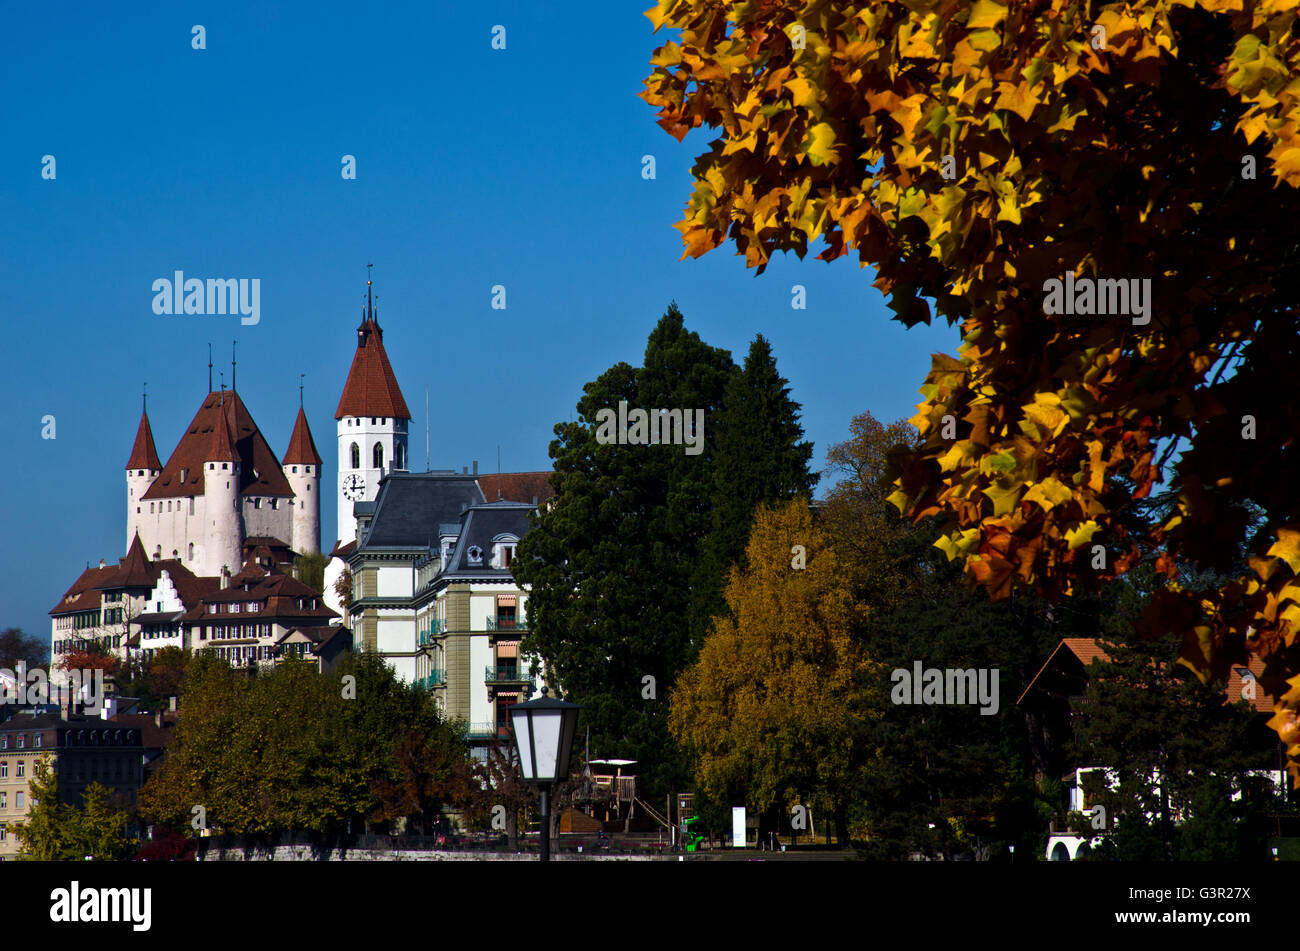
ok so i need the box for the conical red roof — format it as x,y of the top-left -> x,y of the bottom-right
126,410 -> 162,470
143,391 -> 293,501
283,407 -> 322,466
208,399 -> 239,463
118,533 -> 155,586
335,319 -> 411,420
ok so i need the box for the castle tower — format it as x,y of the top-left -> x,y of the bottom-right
125,404 -> 162,551
203,395 -> 243,575
334,279 -> 411,545
283,405 -> 322,555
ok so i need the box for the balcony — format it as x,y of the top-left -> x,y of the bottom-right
486,617 -> 526,634
466,722 -> 508,740
485,665 -> 530,685
417,670 -> 446,689
418,619 -> 445,646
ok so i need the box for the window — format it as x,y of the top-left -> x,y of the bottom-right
16,762 -> 24,778
16,735 -> 23,750
167,500 -> 172,512
150,502 -> 155,513
395,443 -> 405,470
373,443 -> 384,469
351,443 -> 360,469
189,542 -> 194,561
291,466 -> 297,474
14,792 -> 23,810
33,734 -> 40,748
0,763 -> 6,778
0,793 -> 5,809
190,497 -> 195,515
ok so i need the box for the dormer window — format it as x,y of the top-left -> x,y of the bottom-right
468,546 -> 483,565
180,468 -> 188,482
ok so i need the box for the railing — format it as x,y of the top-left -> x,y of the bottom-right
486,617 -> 526,633
484,665 -> 528,684
466,722 -> 507,739
417,670 -> 446,689
418,619 -> 445,646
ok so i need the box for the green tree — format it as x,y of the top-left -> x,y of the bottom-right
69,783 -> 136,861
697,334 -> 818,635
0,627 -> 46,671
294,552 -> 328,591
13,756 -> 72,860
513,304 -> 736,798
672,498 -> 875,844
1073,628 -> 1280,862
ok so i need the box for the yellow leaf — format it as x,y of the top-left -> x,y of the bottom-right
1269,528 -> 1300,574
1066,521 -> 1101,550
801,123 -> 838,166
967,0 -> 1007,30
1023,478 -> 1073,512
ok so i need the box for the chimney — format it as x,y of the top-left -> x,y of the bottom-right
98,559 -> 106,570
473,460 -> 478,475
220,566 -> 231,590
101,696 -> 115,721
154,709 -> 163,728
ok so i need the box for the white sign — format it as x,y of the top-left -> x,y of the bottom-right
732,807 -> 746,848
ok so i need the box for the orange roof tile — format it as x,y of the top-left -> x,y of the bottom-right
477,472 -> 555,505
334,319 -> 411,420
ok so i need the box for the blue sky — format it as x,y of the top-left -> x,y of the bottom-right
0,2 -> 960,640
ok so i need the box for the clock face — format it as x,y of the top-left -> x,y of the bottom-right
343,474 -> 366,501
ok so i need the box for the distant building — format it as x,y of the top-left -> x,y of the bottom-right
0,712 -> 144,860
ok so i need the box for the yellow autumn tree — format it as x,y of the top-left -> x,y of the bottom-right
643,0 -> 1300,780
670,497 -> 877,842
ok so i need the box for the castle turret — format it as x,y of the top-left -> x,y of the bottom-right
125,406 -> 162,551
283,406 -> 322,555
203,396 -> 243,576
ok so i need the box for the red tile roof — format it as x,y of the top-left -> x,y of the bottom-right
126,410 -> 161,470
476,472 -> 555,505
334,319 -> 411,420
283,407 -> 322,466
1022,637 -> 1273,713
143,390 -> 294,501
112,534 -> 156,588
50,543 -> 212,615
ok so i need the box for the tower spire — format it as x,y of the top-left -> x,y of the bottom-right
208,343 -> 213,393
232,341 -> 237,392
367,263 -> 374,321
300,373 -> 305,408
142,382 -> 147,413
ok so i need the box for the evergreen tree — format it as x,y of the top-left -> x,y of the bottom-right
13,757 -> 72,860
513,304 -> 735,797
695,334 -> 817,637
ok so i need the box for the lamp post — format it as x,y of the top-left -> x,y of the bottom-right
508,686 -> 581,862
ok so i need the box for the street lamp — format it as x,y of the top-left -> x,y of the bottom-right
508,686 -> 581,862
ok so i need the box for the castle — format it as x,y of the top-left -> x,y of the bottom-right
126,386 -> 322,577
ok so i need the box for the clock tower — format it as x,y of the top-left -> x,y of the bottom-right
333,276 -> 411,545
